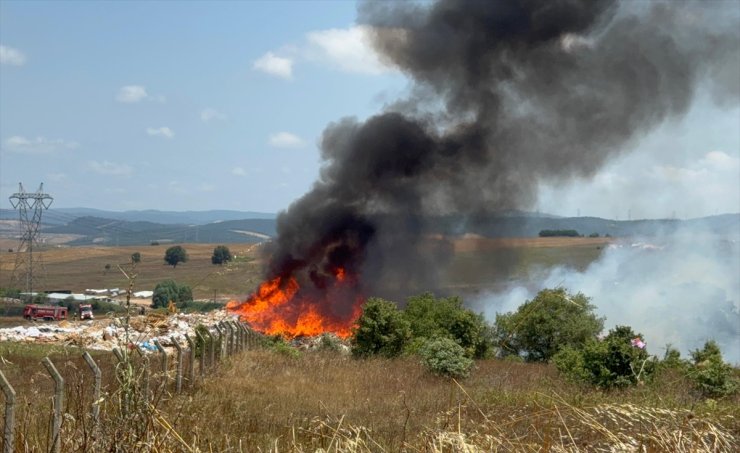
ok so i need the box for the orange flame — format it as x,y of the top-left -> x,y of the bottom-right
227,267 -> 363,338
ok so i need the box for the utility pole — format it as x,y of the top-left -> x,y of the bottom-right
9,183 -> 53,301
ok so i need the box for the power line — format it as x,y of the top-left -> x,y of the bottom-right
9,183 -> 54,299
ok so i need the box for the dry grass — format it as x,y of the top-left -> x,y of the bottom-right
167,350 -> 738,452
0,344 -> 738,452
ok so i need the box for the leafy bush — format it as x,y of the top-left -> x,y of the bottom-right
419,337 -> 473,378
539,229 -> 580,237
0,287 -> 22,299
179,300 -> 223,313
554,325 -> 655,388
494,288 -> 603,362
687,340 -> 738,398
152,280 -> 193,308
319,333 -> 343,352
263,334 -> 301,358
659,344 -> 686,370
352,298 -> 411,358
403,293 -> 492,358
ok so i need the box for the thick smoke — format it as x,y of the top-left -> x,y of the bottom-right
473,229 -> 740,364
264,0 -> 739,299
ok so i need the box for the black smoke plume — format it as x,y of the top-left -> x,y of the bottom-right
263,0 -> 739,300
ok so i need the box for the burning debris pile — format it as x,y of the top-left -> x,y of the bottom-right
228,0 -> 740,337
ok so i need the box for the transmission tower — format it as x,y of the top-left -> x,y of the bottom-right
9,183 -> 53,300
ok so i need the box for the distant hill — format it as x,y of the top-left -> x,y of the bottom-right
0,208 -> 276,225
33,211 -> 739,246
42,216 -> 278,246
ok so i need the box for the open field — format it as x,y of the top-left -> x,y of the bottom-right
0,343 -> 737,451
0,243 -> 266,300
0,237 -> 610,301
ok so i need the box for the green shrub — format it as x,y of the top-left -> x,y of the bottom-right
319,333 -> 343,352
687,341 -> 738,398
152,280 -> 192,308
554,325 -> 655,388
494,288 -> 604,362
659,344 -> 686,370
419,337 -> 473,378
403,293 -> 492,358
264,334 -> 300,358
352,298 -> 411,358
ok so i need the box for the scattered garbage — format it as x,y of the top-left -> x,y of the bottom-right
0,309 -> 237,352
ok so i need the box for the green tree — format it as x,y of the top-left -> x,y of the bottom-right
494,288 -> 603,362
403,293 -> 492,358
688,340 -> 738,398
131,252 -> 141,264
211,245 -> 232,265
152,279 -> 193,308
352,298 -> 411,358
164,245 -> 188,268
554,325 -> 655,388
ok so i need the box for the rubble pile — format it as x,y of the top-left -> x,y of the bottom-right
0,310 -> 236,353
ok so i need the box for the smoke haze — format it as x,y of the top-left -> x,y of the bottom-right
473,229 -> 740,364
263,0 -> 739,301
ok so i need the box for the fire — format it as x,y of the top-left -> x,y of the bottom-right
227,267 -> 363,338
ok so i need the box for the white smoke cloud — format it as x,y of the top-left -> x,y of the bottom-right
475,230 -> 740,364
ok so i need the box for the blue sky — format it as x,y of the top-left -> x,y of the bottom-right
1,0 -> 738,219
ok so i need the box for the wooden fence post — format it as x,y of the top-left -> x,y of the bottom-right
134,346 -> 150,404
41,357 -> 64,453
205,330 -> 215,368
172,338 -> 183,394
152,339 -> 168,389
0,370 -> 16,453
81,352 -> 101,436
185,334 -> 196,386
214,325 -> 225,360
195,331 -> 206,377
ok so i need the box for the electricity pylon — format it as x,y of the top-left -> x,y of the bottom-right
9,183 -> 53,300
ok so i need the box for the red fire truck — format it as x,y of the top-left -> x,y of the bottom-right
23,305 -> 68,321
79,304 -> 94,320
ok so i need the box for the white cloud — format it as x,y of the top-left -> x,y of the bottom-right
198,183 -> 216,192
146,127 -> 175,139
306,25 -> 392,75
88,160 -> 133,176
232,167 -> 246,176
116,85 -> 165,103
200,108 -> 227,122
116,85 -> 149,103
3,135 -> 78,154
268,131 -> 304,148
0,45 -> 26,66
47,172 -> 67,182
253,52 -> 293,79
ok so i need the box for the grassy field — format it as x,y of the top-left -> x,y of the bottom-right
0,237 -> 610,301
0,342 -> 736,452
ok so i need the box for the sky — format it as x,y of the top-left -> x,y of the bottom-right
1,0 -> 738,219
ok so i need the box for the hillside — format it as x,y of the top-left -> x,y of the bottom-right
1,208 -> 736,247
